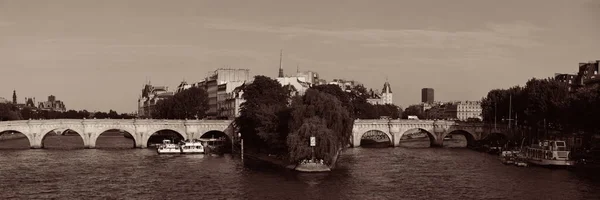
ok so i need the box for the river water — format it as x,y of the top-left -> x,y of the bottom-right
1,135 -> 599,199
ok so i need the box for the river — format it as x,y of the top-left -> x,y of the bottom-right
1,135 -> 599,199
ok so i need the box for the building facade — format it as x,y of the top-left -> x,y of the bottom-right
555,60 -> 600,91
217,81 -> 246,119
444,101 -> 482,121
329,79 -> 359,92
421,88 -> 434,104
222,84 -> 246,120
577,60 -> 600,86
366,81 -> 393,105
554,73 -> 577,91
137,84 -> 174,118
38,95 -> 66,112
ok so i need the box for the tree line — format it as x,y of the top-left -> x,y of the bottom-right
0,103 -> 135,121
235,76 -> 403,165
480,77 -> 600,141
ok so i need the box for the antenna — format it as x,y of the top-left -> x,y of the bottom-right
297,64 -> 299,73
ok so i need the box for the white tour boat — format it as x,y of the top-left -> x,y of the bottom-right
180,139 -> 205,154
524,140 -> 574,167
157,140 -> 181,154
500,150 -> 518,165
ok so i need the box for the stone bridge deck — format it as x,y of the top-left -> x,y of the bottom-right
0,119 -> 508,149
0,119 -> 234,148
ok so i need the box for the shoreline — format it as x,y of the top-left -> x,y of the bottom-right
0,134 -> 26,141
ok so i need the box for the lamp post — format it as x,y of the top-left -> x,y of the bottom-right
310,136 -> 316,162
239,132 -> 243,161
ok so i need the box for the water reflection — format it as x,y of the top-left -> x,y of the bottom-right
1,137 -> 600,199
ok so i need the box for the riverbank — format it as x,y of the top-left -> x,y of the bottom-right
242,152 -> 297,171
0,134 -> 26,141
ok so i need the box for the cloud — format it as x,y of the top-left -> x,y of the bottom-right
202,18 -> 544,50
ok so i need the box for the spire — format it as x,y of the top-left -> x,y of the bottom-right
297,64 -> 299,73
12,90 -> 16,104
278,49 -> 284,77
382,80 -> 392,93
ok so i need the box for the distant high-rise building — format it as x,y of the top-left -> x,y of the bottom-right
12,90 -> 16,104
421,88 -> 434,104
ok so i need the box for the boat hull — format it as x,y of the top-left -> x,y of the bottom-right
181,150 -> 204,154
527,159 -> 575,166
157,149 -> 181,154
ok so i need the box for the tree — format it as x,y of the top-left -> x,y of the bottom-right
522,78 -> 569,131
152,86 -> 209,119
0,103 -> 22,121
287,89 -> 353,164
402,104 -> 424,119
311,84 -> 353,116
235,75 -> 290,154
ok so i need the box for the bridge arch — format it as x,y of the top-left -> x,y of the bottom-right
442,130 -> 477,147
0,130 -> 33,148
91,128 -> 137,149
145,129 -> 187,148
40,128 -> 86,149
200,130 -> 229,140
399,128 -> 437,147
359,130 -> 392,147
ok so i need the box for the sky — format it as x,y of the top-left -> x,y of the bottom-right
1,0 -> 599,113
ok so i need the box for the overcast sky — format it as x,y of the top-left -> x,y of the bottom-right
1,0 -> 599,113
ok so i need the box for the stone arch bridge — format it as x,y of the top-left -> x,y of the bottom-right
0,119 -> 235,148
353,119 -> 508,147
0,119 -> 507,149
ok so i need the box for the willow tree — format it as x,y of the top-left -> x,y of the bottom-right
287,89 -> 353,164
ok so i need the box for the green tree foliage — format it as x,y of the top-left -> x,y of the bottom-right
152,86 -> 209,119
287,89 -> 353,164
235,75 -> 290,154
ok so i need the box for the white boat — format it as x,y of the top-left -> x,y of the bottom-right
180,139 -> 205,154
524,140 -> 575,167
157,140 -> 181,154
500,150 -> 518,165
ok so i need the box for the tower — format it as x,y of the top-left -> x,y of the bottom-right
381,78 -> 393,104
12,90 -> 16,104
278,49 -> 284,77
421,88 -> 434,104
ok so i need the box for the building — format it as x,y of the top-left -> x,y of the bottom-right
554,73 -> 577,91
38,95 -> 66,112
185,68 -> 251,119
0,97 -> 8,104
422,88 -> 434,104
295,70 -> 326,86
444,101 -> 482,121
222,83 -> 247,120
217,81 -> 246,119
137,84 -> 174,118
366,81 -> 393,105
175,81 -> 192,93
276,76 -> 311,96
576,60 -> 600,86
555,60 -> 600,91
329,79 -> 359,92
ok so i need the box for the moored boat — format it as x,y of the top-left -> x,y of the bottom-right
524,140 -> 574,167
500,150 -> 518,165
180,139 -> 205,154
157,140 -> 181,154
